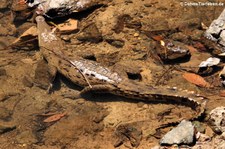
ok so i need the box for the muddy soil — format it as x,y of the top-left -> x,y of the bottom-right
0,0 -> 225,148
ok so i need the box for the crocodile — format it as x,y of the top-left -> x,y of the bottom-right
35,15 -> 207,127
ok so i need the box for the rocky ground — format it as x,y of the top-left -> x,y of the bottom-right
0,0 -> 225,148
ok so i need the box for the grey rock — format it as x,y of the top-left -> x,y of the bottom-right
160,120 -> 195,145
28,0 -> 110,18
219,30 -> 225,46
205,9 -> 225,43
208,106 -> 225,134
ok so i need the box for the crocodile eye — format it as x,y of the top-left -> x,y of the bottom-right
91,73 -> 95,77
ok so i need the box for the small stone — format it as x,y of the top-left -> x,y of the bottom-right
105,37 -> 125,48
124,0 -> 133,4
208,106 -> 225,134
199,57 -> 220,68
170,32 -> 188,42
142,104 -> 148,109
160,120 -> 195,145
134,33 -> 139,37
144,3 -> 152,7
110,40 -> 125,48
204,9 -> 225,41
137,102 -> 145,108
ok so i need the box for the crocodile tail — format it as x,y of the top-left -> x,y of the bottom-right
116,81 -> 207,126
150,87 -> 207,128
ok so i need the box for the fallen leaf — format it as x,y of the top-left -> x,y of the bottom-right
43,112 -> 67,123
57,19 -> 78,32
182,72 -> 211,87
151,35 -> 164,41
186,45 -> 198,53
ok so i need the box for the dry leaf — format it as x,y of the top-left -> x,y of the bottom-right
151,35 -> 164,41
186,45 -> 198,53
57,19 -> 78,32
43,112 -> 67,123
182,72 -> 211,87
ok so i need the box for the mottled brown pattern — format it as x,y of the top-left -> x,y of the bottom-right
36,16 -> 206,126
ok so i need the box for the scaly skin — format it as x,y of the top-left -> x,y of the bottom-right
36,16 -> 207,127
